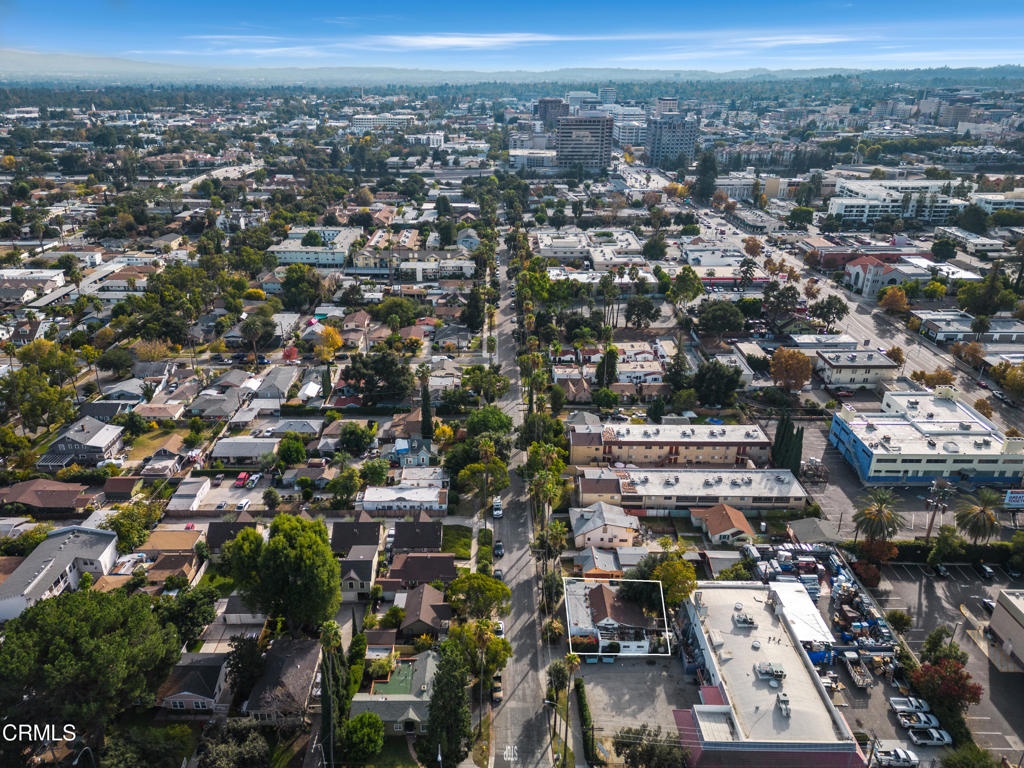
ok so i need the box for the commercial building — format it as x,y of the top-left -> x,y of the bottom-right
598,87 -> 617,104
988,590 -> 1024,664
646,112 -> 699,169
555,112 -> 613,171
828,387 -> 1024,485
933,226 -> 1005,255
814,350 -> 899,388
576,467 -> 807,513
508,149 -> 557,171
0,527 -> 118,620
654,96 -> 678,115
677,583 -> 864,768
612,120 -> 646,147
534,97 -> 569,129
912,310 -> 1024,344
568,423 -> 770,467
971,190 -> 1024,214
355,485 -> 448,517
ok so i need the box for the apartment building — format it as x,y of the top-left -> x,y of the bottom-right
814,350 -> 899,388
933,226 -> 1005,255
912,310 -> 1024,344
555,112 -> 613,171
827,179 -> 967,224
828,387 -> 1024,485
568,423 -> 770,467
971,189 -> 1024,214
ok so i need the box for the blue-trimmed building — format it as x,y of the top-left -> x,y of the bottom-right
829,387 -> 1024,486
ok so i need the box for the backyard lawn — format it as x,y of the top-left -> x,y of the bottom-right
127,428 -> 190,460
197,568 -> 235,599
365,737 -> 420,768
442,524 -> 473,559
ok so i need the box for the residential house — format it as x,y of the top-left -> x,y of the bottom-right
434,324 -> 473,351
141,432 -> 187,479
269,418 -> 324,437
689,503 -> 756,545
814,350 -> 899,389
348,650 -> 438,735
37,416 -> 125,471
568,502 -> 641,549
391,515 -> 443,554
456,228 -> 481,251
245,636 -> 321,722
340,544 -> 379,601
0,479 -> 100,516
400,584 -> 452,638
206,514 -> 260,561
281,464 -> 338,490
343,310 -> 372,332
0,527 -> 118,621
138,529 -> 202,560
572,546 -> 649,579
166,477 -> 212,513
398,466 -> 448,488
210,437 -> 280,464
385,438 -> 433,468
257,367 -> 299,401
356,485 -> 446,517
78,399 -> 136,423
330,512 -> 384,558
379,553 -> 457,597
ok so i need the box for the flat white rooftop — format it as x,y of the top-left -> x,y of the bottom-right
692,583 -> 851,744
570,423 -> 769,445
580,467 -> 805,499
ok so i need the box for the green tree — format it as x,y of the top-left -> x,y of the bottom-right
612,724 -> 689,768
957,203 -> 990,235
808,295 -> 850,331
651,557 -> 697,606
927,525 -> 966,566
786,206 -> 814,228
466,404 -> 513,437
625,295 -> 659,329
224,515 -> 341,634
361,458 -> 390,486
154,584 -> 219,648
699,300 -> 744,339
0,589 -> 180,748
693,151 -> 718,203
692,359 -> 743,406
100,501 -> 163,554
96,347 -> 135,377
921,626 -> 969,667
941,744 -> 1000,768
669,266 -> 703,305
278,436 -> 306,465
341,712 -> 385,761
301,230 -> 324,247
281,263 -> 326,312
931,238 -> 957,262
593,387 -> 619,409
885,609 -> 913,634
327,466 -> 361,507
262,487 -> 280,512
226,634 -> 266,701
424,640 -> 473,768
447,572 -> 511,619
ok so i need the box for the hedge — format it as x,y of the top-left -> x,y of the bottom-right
844,539 -> 1014,565
346,633 -> 367,702
575,679 -> 602,765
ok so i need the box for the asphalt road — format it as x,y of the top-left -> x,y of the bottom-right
489,257 -> 555,768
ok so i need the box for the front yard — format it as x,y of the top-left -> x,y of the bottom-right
127,428 -> 190,460
441,524 -> 473,559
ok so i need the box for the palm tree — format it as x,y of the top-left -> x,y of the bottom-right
955,488 -> 1002,544
852,488 -> 904,543
562,653 -> 581,767
531,471 -> 561,530
415,362 -> 431,388
472,619 -> 495,735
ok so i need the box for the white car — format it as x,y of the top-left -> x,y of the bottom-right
494,620 -> 505,637
492,496 -> 503,519
908,729 -> 951,747
97,458 -> 124,469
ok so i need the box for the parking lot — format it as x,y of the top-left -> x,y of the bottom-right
199,474 -> 275,513
576,657 -> 699,744
876,562 -> 1024,757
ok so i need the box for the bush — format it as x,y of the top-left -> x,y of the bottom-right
575,678 -> 603,765
346,633 -> 367,699
571,636 -> 599,653
886,609 -> 912,633
852,561 -> 880,587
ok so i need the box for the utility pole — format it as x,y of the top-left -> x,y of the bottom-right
924,478 -> 952,544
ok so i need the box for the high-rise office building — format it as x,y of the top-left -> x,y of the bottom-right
534,97 -> 569,129
598,87 -> 617,104
646,112 -> 699,169
555,112 -> 614,171
654,96 -> 679,115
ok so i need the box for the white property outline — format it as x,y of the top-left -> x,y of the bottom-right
562,576 -> 673,657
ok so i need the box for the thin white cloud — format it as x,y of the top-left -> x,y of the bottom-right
183,35 -> 285,42
739,34 -> 868,47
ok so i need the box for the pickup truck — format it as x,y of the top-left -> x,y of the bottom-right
908,728 -> 952,747
874,748 -> 919,768
888,696 -> 930,714
897,712 -> 941,730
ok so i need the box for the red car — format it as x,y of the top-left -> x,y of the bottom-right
977,380 -> 989,389
836,390 -> 854,398
233,472 -> 249,488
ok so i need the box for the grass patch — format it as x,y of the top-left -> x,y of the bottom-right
198,568 -> 235,598
269,730 -> 306,768
127,428 -> 190,460
472,712 -> 491,768
672,517 -> 701,536
442,524 -> 473,559
366,737 -> 421,768
478,528 -> 493,547
550,726 -> 574,768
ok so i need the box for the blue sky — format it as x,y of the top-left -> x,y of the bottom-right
3,0 -> 1023,71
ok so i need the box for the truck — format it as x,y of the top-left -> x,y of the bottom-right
874,748 -> 919,768
842,651 -> 873,688
888,697 -> 930,714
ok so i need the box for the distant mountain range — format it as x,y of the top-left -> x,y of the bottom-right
1,48 -> 1023,87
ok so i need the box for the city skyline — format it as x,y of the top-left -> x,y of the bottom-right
2,0 -> 1024,72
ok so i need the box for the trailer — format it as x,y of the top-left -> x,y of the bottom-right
842,651 -> 873,688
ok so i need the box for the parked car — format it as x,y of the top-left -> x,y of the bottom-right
1008,566 -> 1022,579
216,501 -> 227,510
492,496 -> 503,519
874,748 -> 919,768
982,598 -> 996,614
495,620 -> 505,637
897,712 -> 941,729
493,569 -> 504,582
494,539 -> 504,558
213,473 -> 225,487
908,729 -> 951,747
889,697 -> 930,714
933,563 -> 950,578
233,472 -> 249,488
976,380 -> 989,389
97,458 -> 124,469
236,498 -> 251,511
491,674 -> 503,703
978,563 -> 995,580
